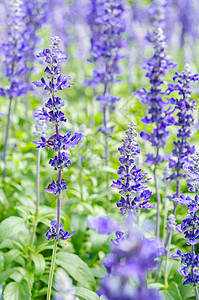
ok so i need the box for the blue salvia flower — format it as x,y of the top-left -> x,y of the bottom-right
136,25 -> 176,166
163,64 -> 198,253
1,0 -> 32,177
135,1 -> 176,238
23,0 -> 49,71
49,0 -> 89,55
168,64 -> 198,182
33,36 -> 81,236
0,0 -> 29,98
1,0 -> 48,95
87,0 -> 125,138
170,153 -> 199,294
88,0 -> 125,87
99,225 -> 164,300
111,121 -> 154,215
175,0 -> 198,48
54,268 -> 77,300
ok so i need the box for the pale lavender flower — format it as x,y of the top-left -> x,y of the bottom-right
54,268 -> 77,300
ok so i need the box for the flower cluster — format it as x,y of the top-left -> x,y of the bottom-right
87,0 -> 125,138
0,0 -> 48,98
136,25 -> 176,165
0,0 -> 29,98
175,0 -> 198,47
171,153 -> 199,286
168,64 -> 198,181
33,36 -> 81,194
111,121 -> 154,214
23,0 -> 49,74
87,0 -> 125,87
46,220 -> 75,241
99,228 -> 164,300
170,250 -> 199,286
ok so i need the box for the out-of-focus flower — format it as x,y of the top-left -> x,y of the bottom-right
87,216 -> 117,235
54,268 -> 77,300
99,226 -> 164,300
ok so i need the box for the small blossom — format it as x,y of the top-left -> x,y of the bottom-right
46,220 -> 75,241
44,180 -> 68,195
87,216 -> 117,235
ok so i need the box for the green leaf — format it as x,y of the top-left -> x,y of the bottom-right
0,217 -> 27,242
90,267 -> 107,278
4,280 -> 31,300
160,283 -> 183,300
0,268 -> 17,284
31,253 -> 45,275
178,279 -> 195,300
91,166 -> 117,174
56,252 -> 96,290
0,239 -> 24,251
0,189 -> 6,204
75,287 -> 100,300
159,290 -> 175,300
4,249 -> 21,269
167,283 -> 182,300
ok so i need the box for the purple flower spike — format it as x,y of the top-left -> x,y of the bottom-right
136,25 -> 176,166
170,152 -> 199,286
111,121 -> 153,214
86,0 -> 125,138
33,37 -> 81,248
168,64 -> 198,182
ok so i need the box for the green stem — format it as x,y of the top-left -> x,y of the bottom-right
103,84 -> 110,198
153,165 -> 161,238
46,242 -> 57,300
90,90 -> 95,130
195,287 -> 199,300
30,148 -> 41,248
164,233 -> 171,286
162,184 -> 168,241
3,97 -> 12,178
78,145 -> 83,201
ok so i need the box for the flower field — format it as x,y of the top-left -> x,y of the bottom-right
1,0 -> 199,299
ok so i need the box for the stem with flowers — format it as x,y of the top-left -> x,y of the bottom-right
86,1 -> 125,196
33,36 -> 81,298
170,153 -> 199,296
